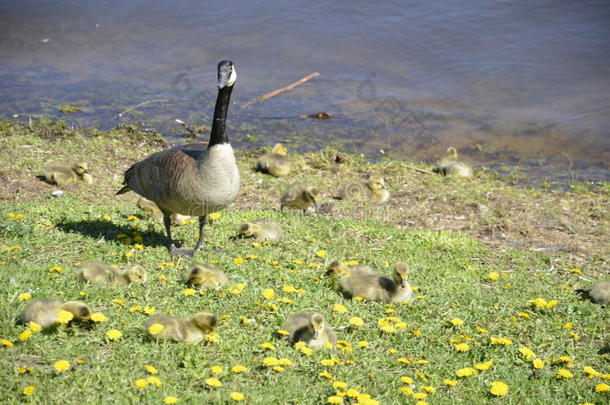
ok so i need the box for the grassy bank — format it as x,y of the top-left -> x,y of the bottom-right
0,120 -> 608,404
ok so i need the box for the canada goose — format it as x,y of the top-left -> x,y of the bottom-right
435,147 -> 473,177
282,312 -> 336,349
144,312 -> 217,343
578,280 -> 610,305
331,261 -> 413,303
184,263 -> 228,290
339,176 -> 390,203
280,183 -> 320,213
238,219 -> 284,241
19,299 -> 91,329
117,60 -> 240,257
43,162 -> 90,186
256,143 -> 291,177
137,197 -> 192,225
76,262 -> 147,287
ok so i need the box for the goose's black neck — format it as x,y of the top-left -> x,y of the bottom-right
208,85 -> 233,149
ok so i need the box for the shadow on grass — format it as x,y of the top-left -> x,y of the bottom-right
56,219 -> 169,248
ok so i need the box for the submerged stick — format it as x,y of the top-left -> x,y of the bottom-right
242,72 -> 320,108
401,164 -> 436,175
118,98 -> 170,117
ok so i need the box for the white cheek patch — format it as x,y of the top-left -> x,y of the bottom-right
226,68 -> 237,87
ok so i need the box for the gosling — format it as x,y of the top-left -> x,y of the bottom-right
144,312 -> 217,343
435,147 -> 473,177
280,183 -> 320,213
579,280 -> 610,306
282,312 -> 337,349
43,162 -> 91,186
19,299 -> 91,329
330,261 -> 413,303
339,176 -> 390,203
76,262 -> 147,287
137,197 -> 192,225
184,263 -> 228,290
238,220 -> 284,241
256,143 -> 291,177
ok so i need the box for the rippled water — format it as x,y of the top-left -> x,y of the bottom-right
1,0 -> 609,184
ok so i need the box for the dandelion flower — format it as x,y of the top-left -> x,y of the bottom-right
135,379 -> 148,389
27,322 -> 42,333
54,360 -> 71,372
300,346 -> 314,356
450,318 -> 464,326
90,312 -> 107,322
333,303 -> 347,313
210,365 -> 223,374
19,330 -> 32,341
18,293 -> 32,301
488,272 -> 500,280
230,392 -> 245,401
209,212 -> 221,220
231,365 -> 247,373
183,288 -> 196,296
556,369 -> 574,379
320,359 -> 336,367
349,317 -> 364,326
358,340 -> 369,348
259,342 -> 276,350
319,371 -> 333,379
454,343 -> 469,352
519,346 -> 536,359
413,392 -> 427,399
533,359 -> 545,369
315,250 -> 326,258
146,376 -> 161,387
489,381 -> 508,396
55,310 -> 74,324
205,377 -> 222,387
400,376 -> 414,384
594,383 -> 609,392
233,257 -> 244,265
444,379 -> 458,386
106,329 -> 122,341
163,396 -> 179,404
144,365 -> 159,374
475,361 -> 493,371
262,289 -> 275,299
148,323 -> 164,335
1,339 -> 14,347
333,381 -> 348,389
327,396 -> 343,404
22,385 -> 36,396
456,367 -> 477,377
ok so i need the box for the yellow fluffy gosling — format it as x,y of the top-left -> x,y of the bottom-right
280,183 -> 320,213
436,147 -> 473,177
238,220 -> 284,241
256,143 -> 291,177
137,197 -> 192,225
19,299 -> 91,329
329,261 -> 413,303
76,262 -> 147,287
282,312 -> 337,349
588,280 -> 610,305
43,162 -> 91,186
184,263 -> 228,290
339,176 -> 390,203
144,312 -> 217,343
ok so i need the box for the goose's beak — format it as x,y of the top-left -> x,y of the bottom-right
312,331 -> 319,339
141,282 -> 148,288
218,71 -> 230,89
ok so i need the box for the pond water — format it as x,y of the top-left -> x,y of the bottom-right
1,0 -> 609,185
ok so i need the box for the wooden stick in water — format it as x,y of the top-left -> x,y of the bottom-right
242,72 -> 320,108
118,98 -> 169,117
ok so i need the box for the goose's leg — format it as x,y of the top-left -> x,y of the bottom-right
165,214 -> 194,257
194,215 -> 207,251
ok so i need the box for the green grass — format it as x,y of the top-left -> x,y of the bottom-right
0,120 -> 608,404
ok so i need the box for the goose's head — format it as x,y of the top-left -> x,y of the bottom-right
192,312 -> 217,332
125,265 -> 147,287
218,60 -> 237,89
367,176 -> 387,191
326,259 -> 349,277
239,222 -> 262,238
72,162 -> 89,176
446,147 -> 458,160
310,313 -> 325,339
62,301 -> 91,320
393,262 -> 410,288
272,143 -> 288,156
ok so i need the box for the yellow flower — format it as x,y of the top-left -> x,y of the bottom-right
490,337 -> 513,346
489,381 -> 508,396
148,323 -> 164,335
127,215 -> 139,221
333,304 -> 347,313
100,215 -> 111,221
210,365 -> 223,374
488,272 -> 500,280
564,322 -> 573,329
129,305 -> 142,313
22,385 -> 36,396
233,256 -> 244,265
144,365 -> 159,374
595,383 -> 610,392
276,329 -> 289,336
454,343 -> 469,352
143,306 -> 156,315
327,396 -> 343,404
397,358 -> 411,364
231,365 -> 247,373
205,377 -> 222,387
183,288 -> 196,296
54,360 -> 71,372
533,359 -> 545,369
262,289 -> 275,299
106,329 -> 123,341
517,312 -> 530,318
395,321 -> 407,329
519,346 -> 536,360
8,213 -> 25,220
299,346 -> 314,356
456,367 -> 477,377
19,330 -> 33,341
358,340 -> 369,348
27,322 -> 42,333
399,386 -> 413,395
90,313 -> 107,322
205,333 -> 219,343
209,213 -> 221,220
263,357 -> 279,366
272,366 -> 285,372
400,376 -> 414,384
124,251 -> 134,258
18,293 -> 32,301
1,339 -> 14,347
449,318 -> 463,326
556,369 -> 574,379
230,392 -> 245,401
380,324 -> 396,333
134,243 -> 144,250
163,396 -> 179,404
147,376 -> 162,387
258,342 -> 276,350
413,392 -> 427,399
293,259 -> 304,265
278,358 -> 292,366
475,361 -> 493,371
135,378 -> 149,389
444,379 -> 458,386
333,381 -> 348,389
315,250 -> 326,258
55,310 -> 74,324
320,359 -> 336,367
112,298 -> 125,305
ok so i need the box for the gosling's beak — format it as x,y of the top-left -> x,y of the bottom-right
400,280 -> 406,288
312,331 -> 319,339
383,184 -> 388,190
141,282 -> 147,288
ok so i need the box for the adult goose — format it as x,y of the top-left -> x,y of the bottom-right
117,60 -> 240,256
